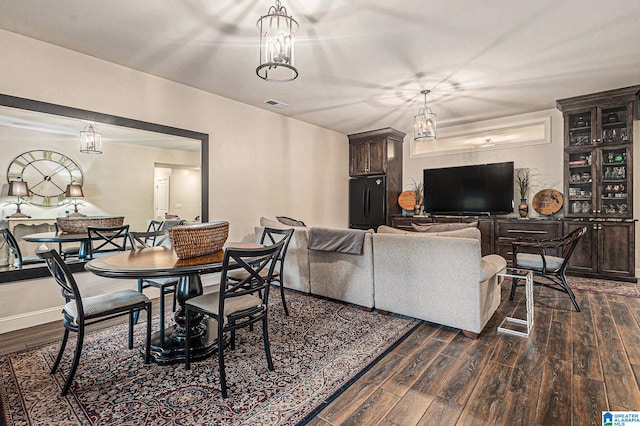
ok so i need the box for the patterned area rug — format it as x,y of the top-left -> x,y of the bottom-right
568,276 -> 640,298
0,291 -> 418,425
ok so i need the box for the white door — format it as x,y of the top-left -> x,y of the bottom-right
154,168 -> 171,218
155,178 -> 170,218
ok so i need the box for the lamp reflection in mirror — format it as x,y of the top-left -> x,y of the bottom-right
80,123 -> 102,154
256,0 -> 299,82
414,90 -> 437,141
6,181 -> 30,218
65,184 -> 86,217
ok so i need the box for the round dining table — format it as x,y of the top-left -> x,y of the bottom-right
22,231 -> 93,259
85,243 -> 261,365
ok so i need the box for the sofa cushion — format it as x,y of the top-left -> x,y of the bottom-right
515,253 -> 564,272
277,216 -> 306,227
377,225 -> 480,240
436,228 -> 481,240
377,225 -> 411,234
411,221 -> 478,233
260,216 -> 296,230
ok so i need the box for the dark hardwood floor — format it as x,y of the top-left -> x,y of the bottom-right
2,282 -> 639,425
309,282 -> 640,426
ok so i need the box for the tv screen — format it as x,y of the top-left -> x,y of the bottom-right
423,162 -> 514,215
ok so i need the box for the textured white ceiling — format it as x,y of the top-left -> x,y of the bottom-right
1,0 -> 639,136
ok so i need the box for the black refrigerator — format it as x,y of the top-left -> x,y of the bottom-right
349,175 -> 387,229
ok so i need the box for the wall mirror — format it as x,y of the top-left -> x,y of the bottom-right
0,94 -> 209,282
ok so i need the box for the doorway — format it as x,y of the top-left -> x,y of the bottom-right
154,167 -> 171,218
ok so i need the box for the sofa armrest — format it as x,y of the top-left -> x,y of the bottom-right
480,254 -> 507,282
254,225 -> 311,293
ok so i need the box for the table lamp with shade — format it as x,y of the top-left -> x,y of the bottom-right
65,184 -> 86,217
5,181 -> 31,218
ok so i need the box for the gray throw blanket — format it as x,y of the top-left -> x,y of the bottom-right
307,227 -> 367,255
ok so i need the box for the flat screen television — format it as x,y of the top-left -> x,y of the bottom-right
423,162 -> 514,215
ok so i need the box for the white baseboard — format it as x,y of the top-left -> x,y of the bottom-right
0,274 -> 223,335
0,306 -> 62,334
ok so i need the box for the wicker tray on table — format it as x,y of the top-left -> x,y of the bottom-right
169,221 -> 229,259
56,216 -> 125,234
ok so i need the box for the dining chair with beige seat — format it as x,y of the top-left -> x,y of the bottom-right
53,222 -> 81,260
1,227 -> 45,268
36,245 -> 151,396
129,229 -> 178,344
184,240 -> 285,398
227,227 -> 295,315
86,224 -> 130,259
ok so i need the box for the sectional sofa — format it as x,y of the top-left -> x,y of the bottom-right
255,218 -> 507,337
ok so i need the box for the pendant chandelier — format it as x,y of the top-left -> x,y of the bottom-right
256,0 -> 299,82
413,90 -> 437,141
80,123 -> 102,154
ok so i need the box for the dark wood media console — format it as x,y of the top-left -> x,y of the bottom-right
391,215 -> 636,282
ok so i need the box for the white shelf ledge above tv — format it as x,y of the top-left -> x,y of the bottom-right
411,111 -> 552,158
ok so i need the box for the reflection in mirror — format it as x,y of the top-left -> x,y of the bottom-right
0,94 -> 209,282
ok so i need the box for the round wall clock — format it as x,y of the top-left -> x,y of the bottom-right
6,150 -> 84,207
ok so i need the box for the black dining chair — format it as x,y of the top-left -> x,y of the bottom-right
129,229 -> 178,344
146,219 -> 164,233
87,225 -> 130,259
227,227 -> 295,315
36,245 -> 151,396
184,240 -> 285,398
53,222 -> 81,260
510,226 -> 587,312
1,227 -> 45,268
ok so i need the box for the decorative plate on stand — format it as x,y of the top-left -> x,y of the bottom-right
398,191 -> 419,210
532,189 -> 563,215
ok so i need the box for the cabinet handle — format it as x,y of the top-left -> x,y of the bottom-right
506,229 -> 548,234
598,224 -> 603,230
596,210 -> 601,214
592,224 -> 597,230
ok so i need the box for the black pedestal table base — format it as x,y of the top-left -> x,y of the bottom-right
145,319 -> 227,365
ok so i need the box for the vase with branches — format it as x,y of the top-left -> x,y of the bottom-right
515,168 -> 538,217
410,177 -> 423,215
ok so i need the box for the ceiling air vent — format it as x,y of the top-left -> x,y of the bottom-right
263,99 -> 290,109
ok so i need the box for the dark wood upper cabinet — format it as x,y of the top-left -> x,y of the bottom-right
349,141 -> 371,176
558,85 -> 638,219
349,137 -> 387,176
558,85 -> 638,282
348,128 -> 405,226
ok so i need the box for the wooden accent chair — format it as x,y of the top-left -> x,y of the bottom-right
510,226 -> 588,312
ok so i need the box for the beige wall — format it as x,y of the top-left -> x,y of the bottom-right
0,29 -> 348,332
403,109 -> 564,218
404,110 -> 639,276
0,29 -> 349,239
0,28 -> 636,332
0,132 -> 200,231
168,167 -> 201,220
